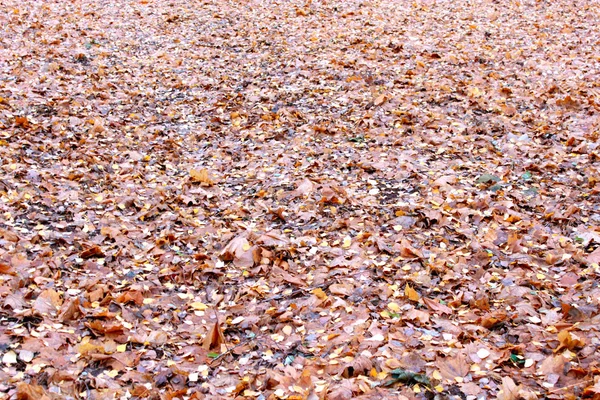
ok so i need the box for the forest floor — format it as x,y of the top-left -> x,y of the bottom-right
1,0 -> 600,399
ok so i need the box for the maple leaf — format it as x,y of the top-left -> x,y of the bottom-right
554,330 -> 585,353
189,168 -> 214,186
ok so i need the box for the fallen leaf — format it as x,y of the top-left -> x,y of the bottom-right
438,352 -> 470,381
33,289 -> 62,316
80,245 -> 104,259
203,321 -> 226,351
555,330 -> 585,352
422,297 -> 452,314
497,376 -> 520,400
329,283 -> 354,297
405,284 -> 420,301
3,351 -> 17,365
190,168 -> 214,186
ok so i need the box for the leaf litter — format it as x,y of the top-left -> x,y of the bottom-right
1,0 -> 600,398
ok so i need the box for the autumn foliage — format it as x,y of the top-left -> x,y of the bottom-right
1,0 -> 600,399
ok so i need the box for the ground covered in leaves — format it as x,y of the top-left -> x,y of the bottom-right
1,0 -> 600,398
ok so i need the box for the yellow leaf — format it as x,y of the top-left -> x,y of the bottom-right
190,302 -> 208,311
312,288 -> 327,300
387,302 -> 401,312
190,168 -> 214,186
116,344 -> 127,353
342,236 -> 352,248
105,369 -> 118,378
405,284 -> 420,301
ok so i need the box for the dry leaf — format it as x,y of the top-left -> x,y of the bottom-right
438,352 -> 470,381
405,284 -> 420,301
203,321 -> 226,351
290,178 -> 314,198
555,330 -> 585,352
329,283 -> 354,297
497,376 -> 520,400
190,168 -> 214,186
422,297 -> 452,314
33,289 -> 62,316
80,245 -> 104,259
220,235 -> 251,262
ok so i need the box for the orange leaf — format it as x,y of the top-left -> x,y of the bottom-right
80,245 -> 104,259
405,284 -> 420,301
190,168 -> 214,186
555,330 -> 585,353
0,263 -> 15,275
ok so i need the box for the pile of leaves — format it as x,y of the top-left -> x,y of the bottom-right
1,0 -> 600,398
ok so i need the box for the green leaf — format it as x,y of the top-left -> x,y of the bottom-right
284,355 -> 295,365
521,171 -> 532,181
523,187 -> 538,196
384,369 -> 431,388
207,352 -> 220,359
476,174 -> 500,184
509,353 -> 525,365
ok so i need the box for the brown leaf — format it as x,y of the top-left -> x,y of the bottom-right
59,298 -> 83,322
290,178 -> 314,198
10,254 -> 30,269
0,228 -> 19,242
16,382 -> 50,400
397,239 -> 423,258
329,283 -> 353,297
3,292 -> 28,311
585,247 -> 600,265
479,311 -> 508,329
33,289 -> 62,316
203,321 -> 226,351
582,377 -> 600,398
0,263 -> 15,275
342,355 -> 373,378
374,93 -> 388,106
80,245 -> 104,259
404,308 -> 430,324
497,376 -> 520,400
220,235 -> 251,262
422,297 -> 452,314
116,290 -> 145,306
256,231 -> 289,246
438,352 -> 470,381
327,381 -> 354,400
85,320 -> 125,335
555,330 -> 585,353
147,331 -> 168,346
537,354 -> 567,376
279,270 -> 307,287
